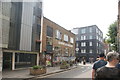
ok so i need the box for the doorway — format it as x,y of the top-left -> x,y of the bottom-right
3,52 -> 12,70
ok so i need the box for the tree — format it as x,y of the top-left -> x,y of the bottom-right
107,21 -> 118,51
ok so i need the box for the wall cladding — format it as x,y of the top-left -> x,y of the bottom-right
19,2 -> 33,51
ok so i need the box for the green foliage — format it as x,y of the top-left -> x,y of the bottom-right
107,21 -> 118,51
61,61 -> 67,65
32,65 -> 43,69
60,61 -> 70,69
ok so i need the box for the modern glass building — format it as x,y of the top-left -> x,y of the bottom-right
0,0 -> 43,71
71,25 -> 104,62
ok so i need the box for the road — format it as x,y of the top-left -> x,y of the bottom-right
35,63 -> 93,80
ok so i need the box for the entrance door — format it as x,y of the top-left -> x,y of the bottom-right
3,52 -> 12,70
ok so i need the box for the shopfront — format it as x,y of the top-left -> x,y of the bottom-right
3,52 -> 12,70
2,50 -> 39,70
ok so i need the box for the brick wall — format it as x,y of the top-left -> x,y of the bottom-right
42,17 -> 75,57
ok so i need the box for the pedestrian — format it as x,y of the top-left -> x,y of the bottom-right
75,58 -> 78,66
116,62 -> 120,69
116,54 -> 120,69
95,52 -> 120,80
82,57 -> 86,65
92,53 -> 107,80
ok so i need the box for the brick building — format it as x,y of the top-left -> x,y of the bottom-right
41,17 -> 76,66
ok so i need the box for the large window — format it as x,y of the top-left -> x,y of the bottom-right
81,42 -> 86,47
81,28 -> 86,34
64,34 -> 69,42
47,26 -> 53,37
89,42 -> 92,46
96,35 -> 98,40
46,45 -> 53,53
96,28 -> 98,33
89,49 -> 92,53
97,43 -> 99,46
56,30 -> 62,40
89,27 -> 92,33
89,35 -> 93,39
70,37 -> 74,43
15,53 -> 37,68
81,49 -> 86,53
81,35 -> 86,40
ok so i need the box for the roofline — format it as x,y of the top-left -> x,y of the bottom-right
43,16 -> 75,35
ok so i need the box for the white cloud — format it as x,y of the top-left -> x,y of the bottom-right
43,0 -> 118,38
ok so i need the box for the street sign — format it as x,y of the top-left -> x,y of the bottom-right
75,48 -> 79,51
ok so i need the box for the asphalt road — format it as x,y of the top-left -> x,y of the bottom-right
35,63 -> 93,80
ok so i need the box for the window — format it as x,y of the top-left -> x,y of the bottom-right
97,50 -> 99,54
89,27 -> 92,33
81,42 -> 86,47
70,37 -> 74,43
89,49 -> 92,53
101,38 -> 103,42
89,42 -> 92,46
99,31 -> 101,35
99,37 -> 101,41
47,26 -> 53,37
81,35 -> 86,40
56,30 -> 62,40
64,34 -> 69,42
96,28 -> 98,33
97,43 -> 98,46
81,49 -> 86,53
89,35 -> 92,39
46,45 -> 53,53
96,36 -> 98,40
81,28 -> 86,34
76,43 -> 79,47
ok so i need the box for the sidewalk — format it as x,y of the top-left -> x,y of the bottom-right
77,62 -> 93,66
2,65 -> 77,79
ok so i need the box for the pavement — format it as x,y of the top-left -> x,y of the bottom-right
2,64 -> 78,79
2,63 -> 93,80
37,63 -> 92,79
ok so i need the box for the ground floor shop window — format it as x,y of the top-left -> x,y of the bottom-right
15,53 -> 37,68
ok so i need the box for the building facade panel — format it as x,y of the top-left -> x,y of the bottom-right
2,2 -> 11,48
19,2 -> 34,51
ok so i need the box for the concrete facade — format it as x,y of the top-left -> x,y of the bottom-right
0,0 -> 2,73
42,17 -> 76,66
1,1 -> 43,71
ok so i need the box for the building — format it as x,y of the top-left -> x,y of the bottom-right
103,42 -> 110,55
0,0 -> 43,71
71,25 -> 104,62
117,0 -> 120,53
41,17 -> 76,66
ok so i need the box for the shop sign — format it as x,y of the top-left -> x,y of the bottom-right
58,41 -> 73,47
